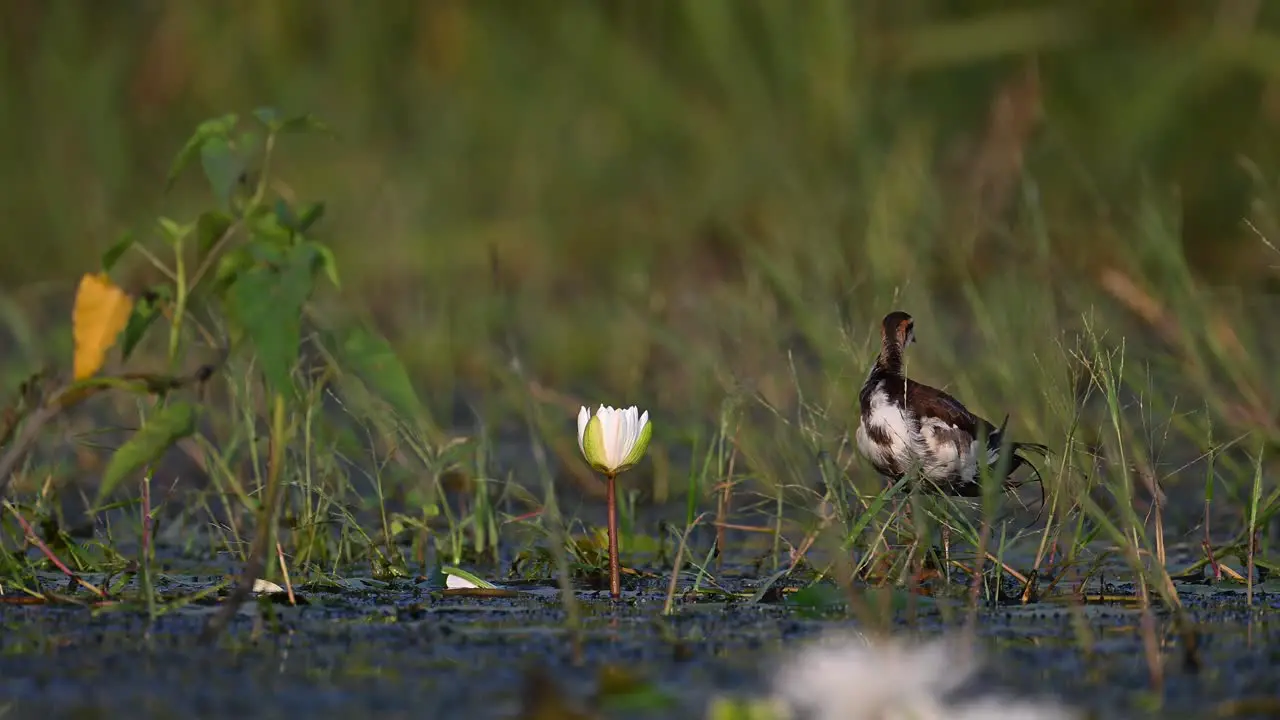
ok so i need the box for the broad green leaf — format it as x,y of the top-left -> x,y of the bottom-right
213,246 -> 256,292
334,324 -> 422,422
196,210 -> 235,261
249,244 -> 288,267
249,205 -> 293,248
226,244 -> 318,396
200,137 -> 244,210
228,265 -> 306,394
97,402 -> 198,506
166,113 -> 238,191
100,232 -> 134,273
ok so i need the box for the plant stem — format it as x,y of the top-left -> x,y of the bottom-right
142,472 -> 156,620
200,392 -> 287,644
168,236 -> 187,367
606,470 -> 620,600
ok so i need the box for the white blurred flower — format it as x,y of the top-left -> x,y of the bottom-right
576,405 -> 652,475
771,631 -> 1079,720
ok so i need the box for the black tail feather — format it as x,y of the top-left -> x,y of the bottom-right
1012,441 -> 1052,458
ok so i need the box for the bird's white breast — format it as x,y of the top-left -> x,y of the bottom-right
856,384 -> 918,471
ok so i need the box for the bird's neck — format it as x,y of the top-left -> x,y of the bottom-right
876,342 -> 904,377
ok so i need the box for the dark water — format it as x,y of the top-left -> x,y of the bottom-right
2,562 -> 1279,720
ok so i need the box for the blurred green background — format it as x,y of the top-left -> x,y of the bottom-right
4,0 -> 1280,489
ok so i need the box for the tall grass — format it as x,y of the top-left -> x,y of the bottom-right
0,0 -> 1277,615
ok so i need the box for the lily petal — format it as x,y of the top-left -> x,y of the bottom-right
605,406 -> 625,469
577,406 -> 591,457
618,410 -> 651,471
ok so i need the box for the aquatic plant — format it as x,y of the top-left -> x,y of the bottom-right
576,404 -> 652,599
2,4 -> 1280,716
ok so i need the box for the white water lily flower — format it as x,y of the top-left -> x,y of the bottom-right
772,631 -> 1079,720
577,405 -> 652,475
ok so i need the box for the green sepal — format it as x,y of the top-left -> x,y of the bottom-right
616,417 -> 652,474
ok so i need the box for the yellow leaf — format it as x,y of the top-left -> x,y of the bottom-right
72,273 -> 134,380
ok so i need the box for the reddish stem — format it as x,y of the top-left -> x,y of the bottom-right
607,472 -> 620,600
1203,539 -> 1222,582
7,504 -> 104,597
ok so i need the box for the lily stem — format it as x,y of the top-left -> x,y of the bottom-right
606,470 -> 621,599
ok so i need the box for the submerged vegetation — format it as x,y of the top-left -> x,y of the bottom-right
1,2 -> 1280,718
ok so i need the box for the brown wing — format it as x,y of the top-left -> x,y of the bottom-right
905,379 -> 997,439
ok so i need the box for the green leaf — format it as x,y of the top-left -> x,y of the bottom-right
101,233 -> 134,273
274,200 -> 328,238
252,107 -> 332,137
97,402 -> 198,506
120,286 -> 170,360
156,217 -> 194,247
200,137 -> 244,210
247,240 -> 288,266
784,582 -> 846,618
248,205 -> 293,248
278,113 -> 331,136
314,243 -> 340,288
196,210 -> 235,261
334,324 -> 422,422
747,567 -> 792,604
213,246 -> 255,292
295,201 -> 326,233
440,566 -> 498,589
226,244 -> 318,396
274,199 -> 298,231
166,113 -> 238,191
337,322 -> 422,417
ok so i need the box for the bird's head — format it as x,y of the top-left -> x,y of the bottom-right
880,311 -> 915,349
